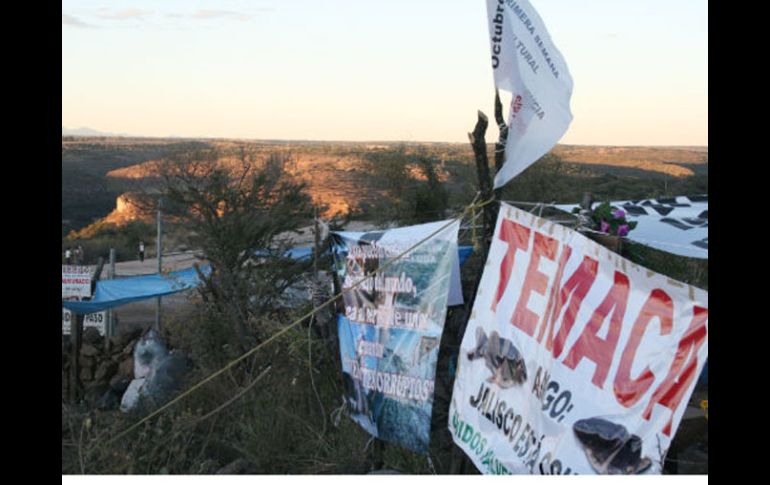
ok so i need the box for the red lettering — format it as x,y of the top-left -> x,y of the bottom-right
537,245 -> 572,344
548,255 -> 599,358
492,219 -> 531,312
511,232 -> 558,336
563,271 -> 630,389
614,289 -> 674,407
643,306 -> 708,436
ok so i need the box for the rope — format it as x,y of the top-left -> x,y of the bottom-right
501,200 -> 562,207
102,196 -> 497,446
471,205 -> 479,252
468,193 -> 481,252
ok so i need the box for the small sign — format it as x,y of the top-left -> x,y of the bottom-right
62,265 -> 92,298
62,308 -> 106,336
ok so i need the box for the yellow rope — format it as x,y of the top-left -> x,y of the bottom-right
471,204 -> 480,252
103,197 -> 496,446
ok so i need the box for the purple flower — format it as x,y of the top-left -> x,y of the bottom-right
600,220 -> 610,233
617,224 -> 630,237
612,209 -> 626,219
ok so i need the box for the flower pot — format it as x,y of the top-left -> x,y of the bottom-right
589,233 -> 623,253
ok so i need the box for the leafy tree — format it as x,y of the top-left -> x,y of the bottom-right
363,146 -> 450,225
153,148 -> 314,355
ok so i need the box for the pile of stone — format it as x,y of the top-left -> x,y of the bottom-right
62,326 -> 144,409
63,325 -> 192,412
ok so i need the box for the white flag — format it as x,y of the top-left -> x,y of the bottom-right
487,0 -> 574,189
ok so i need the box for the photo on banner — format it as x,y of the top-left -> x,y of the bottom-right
449,203 -> 708,474
331,220 -> 460,453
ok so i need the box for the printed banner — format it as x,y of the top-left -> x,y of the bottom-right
62,265 -> 92,299
331,220 -> 460,453
62,308 -> 107,336
487,0 -> 574,188
449,203 -> 708,474
555,195 -> 708,259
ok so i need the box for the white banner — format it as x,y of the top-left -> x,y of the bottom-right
555,195 -> 708,259
62,265 -> 92,298
487,0 -> 574,189
449,203 -> 708,474
62,308 -> 107,336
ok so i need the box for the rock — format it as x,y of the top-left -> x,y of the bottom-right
95,361 -> 119,383
573,417 -> 651,474
118,357 -> 134,379
81,367 -> 94,382
122,341 -> 136,357
79,355 -> 96,369
110,377 -> 131,394
110,373 -> 126,387
80,344 -> 101,357
83,327 -> 102,345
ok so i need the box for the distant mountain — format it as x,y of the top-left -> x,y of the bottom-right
62,126 -> 125,137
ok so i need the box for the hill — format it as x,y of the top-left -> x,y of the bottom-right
62,137 -> 707,234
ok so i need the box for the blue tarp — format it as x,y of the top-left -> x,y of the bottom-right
253,247 -> 313,260
458,246 -> 473,266
63,245 -> 473,315
62,266 -> 211,314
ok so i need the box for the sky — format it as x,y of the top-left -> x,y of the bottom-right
62,0 -> 708,146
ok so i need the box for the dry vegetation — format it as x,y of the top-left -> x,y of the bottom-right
61,137 -> 707,474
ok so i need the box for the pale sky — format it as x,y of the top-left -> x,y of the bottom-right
62,0 -> 707,145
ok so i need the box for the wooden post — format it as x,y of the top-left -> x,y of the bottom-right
468,110 -> 495,244
69,312 -> 83,402
580,192 -> 593,212
448,92 -> 509,475
92,257 -> 105,288
106,248 -> 116,350
493,89 -> 509,202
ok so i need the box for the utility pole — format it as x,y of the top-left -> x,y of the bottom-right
155,197 -> 163,332
70,312 -> 83,402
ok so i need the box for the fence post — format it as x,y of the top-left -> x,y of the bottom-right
69,312 -> 83,402
106,248 -> 116,350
